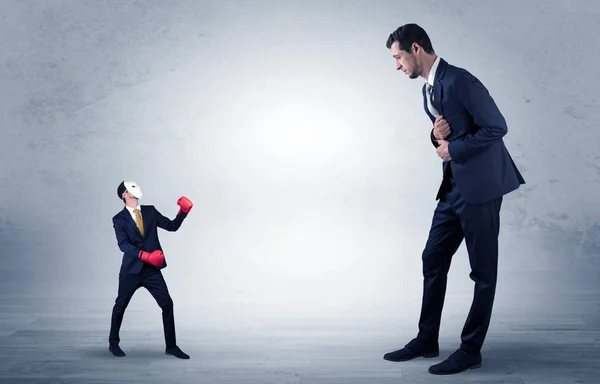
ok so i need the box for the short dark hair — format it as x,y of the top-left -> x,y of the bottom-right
386,23 -> 434,54
117,181 -> 127,203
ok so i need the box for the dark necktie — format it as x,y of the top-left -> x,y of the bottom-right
426,83 -> 439,117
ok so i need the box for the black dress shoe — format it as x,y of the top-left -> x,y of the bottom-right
165,346 -> 190,359
383,338 -> 439,362
428,348 -> 481,375
109,344 -> 126,357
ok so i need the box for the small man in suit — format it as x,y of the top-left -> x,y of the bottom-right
382,24 -> 525,375
108,180 -> 194,359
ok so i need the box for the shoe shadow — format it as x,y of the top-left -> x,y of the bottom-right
82,347 -> 166,360
482,341 -> 600,377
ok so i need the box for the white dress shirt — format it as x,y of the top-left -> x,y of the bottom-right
427,55 -> 441,88
426,55 -> 442,116
125,204 -> 142,224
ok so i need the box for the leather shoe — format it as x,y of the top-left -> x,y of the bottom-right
166,346 -> 190,359
109,344 -> 126,357
428,348 -> 482,375
383,338 -> 439,362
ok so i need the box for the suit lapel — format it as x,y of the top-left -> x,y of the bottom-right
141,205 -> 149,237
433,58 -> 448,116
121,207 -> 143,238
433,78 -> 443,116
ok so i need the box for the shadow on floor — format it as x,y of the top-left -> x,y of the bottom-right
83,346 -> 170,360
482,341 -> 600,375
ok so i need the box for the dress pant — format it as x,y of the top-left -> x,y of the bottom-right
109,262 -> 176,349
417,166 -> 503,354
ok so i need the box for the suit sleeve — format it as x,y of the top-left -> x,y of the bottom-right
447,72 -> 507,163
113,217 -> 141,261
155,206 -> 187,232
430,128 -> 439,148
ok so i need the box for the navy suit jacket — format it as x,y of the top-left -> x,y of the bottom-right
425,58 -> 525,204
112,205 -> 187,275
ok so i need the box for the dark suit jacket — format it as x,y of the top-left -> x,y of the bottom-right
425,58 -> 525,204
112,205 -> 187,275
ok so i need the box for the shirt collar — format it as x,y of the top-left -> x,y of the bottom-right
125,204 -> 141,214
427,55 -> 441,86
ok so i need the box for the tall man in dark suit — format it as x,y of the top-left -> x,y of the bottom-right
382,24 -> 525,375
108,180 -> 194,359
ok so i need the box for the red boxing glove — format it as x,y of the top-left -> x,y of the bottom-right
138,250 -> 165,267
177,196 -> 193,214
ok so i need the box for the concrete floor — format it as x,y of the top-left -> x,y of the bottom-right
1,286 -> 599,384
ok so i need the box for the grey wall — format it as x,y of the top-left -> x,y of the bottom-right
1,0 -> 599,320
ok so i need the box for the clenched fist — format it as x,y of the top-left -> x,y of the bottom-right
433,115 -> 451,140
436,140 -> 452,162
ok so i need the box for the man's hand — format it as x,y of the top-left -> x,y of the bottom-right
433,115 -> 451,140
436,140 -> 452,162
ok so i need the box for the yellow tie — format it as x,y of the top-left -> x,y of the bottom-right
134,209 -> 144,237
